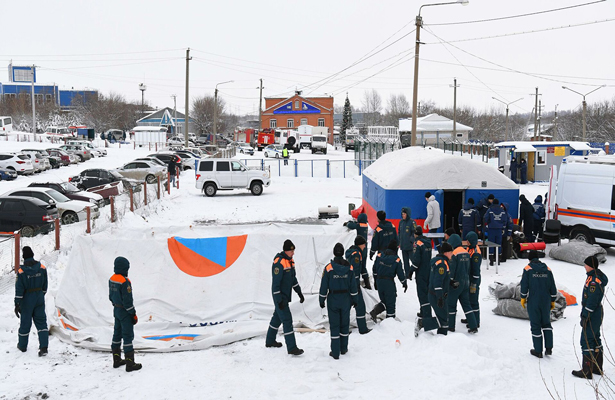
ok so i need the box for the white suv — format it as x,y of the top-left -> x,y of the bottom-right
0,153 -> 34,175
195,159 -> 271,197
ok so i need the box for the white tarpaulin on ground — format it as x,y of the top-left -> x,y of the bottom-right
49,223 -> 379,352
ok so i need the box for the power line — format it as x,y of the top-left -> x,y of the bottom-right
0,48 -> 185,57
424,18 -> 615,44
424,0 -> 606,26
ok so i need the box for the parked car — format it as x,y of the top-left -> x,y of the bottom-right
0,153 -> 34,175
134,157 -> 167,167
168,136 -> 195,147
0,196 -> 58,236
46,148 -> 71,166
195,158 -> 271,197
67,140 -> 107,157
200,145 -> 219,155
115,160 -> 167,184
237,144 -> 254,156
70,169 -> 130,190
0,168 -> 17,181
148,153 -> 182,166
103,129 -> 125,141
264,144 -> 283,158
172,151 -> 198,170
47,155 -> 62,169
59,144 -> 92,162
28,182 -> 105,208
2,187 -> 100,225
20,152 -> 46,173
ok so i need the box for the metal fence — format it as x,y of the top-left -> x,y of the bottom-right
239,158 -> 373,178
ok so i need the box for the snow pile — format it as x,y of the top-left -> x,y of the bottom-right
363,146 -> 517,190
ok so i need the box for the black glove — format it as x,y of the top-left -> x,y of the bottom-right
437,297 -> 444,308
14,304 -> 21,318
580,316 -> 588,328
407,271 -> 414,281
369,252 -> 374,261
320,302 -> 325,309
450,279 -> 460,289
297,291 -> 305,304
352,301 -> 358,308
374,280 -> 378,291
403,281 -> 408,293
279,298 -> 288,310
343,222 -> 349,227
363,278 -> 372,290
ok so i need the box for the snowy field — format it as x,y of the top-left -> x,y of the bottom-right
0,137 -> 613,399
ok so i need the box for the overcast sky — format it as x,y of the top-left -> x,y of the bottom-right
2,0 -> 613,118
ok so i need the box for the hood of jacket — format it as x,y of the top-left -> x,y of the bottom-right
447,234 -> 462,249
463,202 -> 474,210
357,213 -> 367,223
588,269 -> 609,287
428,195 -> 436,202
401,207 -> 411,220
379,220 -> 394,229
466,231 -> 479,247
534,195 -> 543,204
501,202 -> 510,214
520,195 -> 532,206
114,256 -> 130,276
529,259 -> 549,273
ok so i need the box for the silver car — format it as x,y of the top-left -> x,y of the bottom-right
59,144 -> 92,162
116,160 -> 167,184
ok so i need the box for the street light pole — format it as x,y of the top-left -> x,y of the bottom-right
562,85 -> 605,142
411,0 -> 469,147
492,97 -> 523,141
139,83 -> 147,118
214,80 -> 233,146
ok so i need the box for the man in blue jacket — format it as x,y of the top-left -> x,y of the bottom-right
483,198 -> 506,265
520,250 -> 557,359
415,243 -> 453,336
411,226 -> 433,322
369,240 -> 407,321
458,198 -> 480,240
109,256 -> 142,371
345,236 -> 371,334
398,207 -> 417,278
320,243 -> 359,359
466,232 -> 483,327
573,256 -> 609,378
370,211 -> 398,260
14,246 -> 48,357
477,194 -> 494,239
446,234 -> 478,333
345,213 -> 371,288
266,240 -> 305,356
532,195 -> 546,240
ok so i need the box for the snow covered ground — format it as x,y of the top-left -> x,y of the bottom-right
0,137 -> 613,399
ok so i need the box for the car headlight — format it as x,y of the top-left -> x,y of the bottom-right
89,198 -> 97,204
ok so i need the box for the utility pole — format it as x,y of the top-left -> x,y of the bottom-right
184,48 -> 191,147
537,99 -> 543,138
257,79 -> 264,131
553,104 -> 558,141
562,85 -> 605,142
171,95 -> 177,135
410,14 -> 422,147
214,87 -> 218,146
31,65 -> 36,134
530,87 -> 541,140
450,78 -> 459,139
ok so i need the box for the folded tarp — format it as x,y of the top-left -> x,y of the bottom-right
489,281 -> 566,321
549,239 -> 607,266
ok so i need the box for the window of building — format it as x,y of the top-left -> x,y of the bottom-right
295,100 -> 300,109
35,94 -> 44,104
300,118 -> 308,126
537,150 -> 547,165
45,94 -> 53,103
318,118 -> 325,127
287,119 -> 294,128
270,119 -> 277,128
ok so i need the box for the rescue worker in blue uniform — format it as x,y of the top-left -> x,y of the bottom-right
320,243 -> 359,359
458,198 -> 480,240
345,213 -> 371,288
446,234 -> 478,333
483,198 -> 506,265
266,240 -> 305,356
398,207 -> 417,278
109,256 -> 142,371
573,256 -> 609,378
477,194 -> 494,239
532,195 -> 546,240
369,210 -> 398,260
411,226 -> 433,321
369,240 -> 407,321
500,202 -> 514,263
465,232 -> 482,327
416,242 -> 453,336
520,250 -> 557,359
14,246 -> 49,356
345,236 -> 371,334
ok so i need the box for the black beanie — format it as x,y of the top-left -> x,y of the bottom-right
333,243 -> 345,257
377,210 -> 386,221
488,194 -> 495,200
283,239 -> 295,251
439,242 -> 453,254
445,227 -> 456,237
584,255 -> 600,269
425,192 -> 431,199
415,226 -> 423,236
527,250 -> 539,260
354,235 -> 366,246
468,198 -> 474,205
493,199 -> 500,205
22,246 -> 34,259
387,240 -> 398,250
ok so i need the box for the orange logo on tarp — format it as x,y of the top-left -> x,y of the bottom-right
168,235 -> 247,277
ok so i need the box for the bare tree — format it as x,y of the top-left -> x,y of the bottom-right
384,93 -> 411,126
362,89 -> 382,127
192,95 -> 227,135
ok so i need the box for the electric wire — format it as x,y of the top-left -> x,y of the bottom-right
0,48 -> 186,57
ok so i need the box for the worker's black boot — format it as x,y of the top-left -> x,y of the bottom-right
125,351 -> 142,372
572,354 -> 593,379
369,302 -> 386,323
113,352 -> 126,368
592,349 -> 603,376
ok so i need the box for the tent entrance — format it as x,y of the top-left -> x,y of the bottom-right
443,190 -> 463,233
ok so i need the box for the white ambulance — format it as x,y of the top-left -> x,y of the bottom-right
550,154 -> 615,246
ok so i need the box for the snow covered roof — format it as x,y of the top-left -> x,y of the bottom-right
398,114 -> 473,133
495,141 -> 598,149
364,147 -> 517,190
513,142 -> 537,153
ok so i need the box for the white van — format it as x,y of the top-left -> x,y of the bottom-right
551,155 -> 615,246
0,116 -> 13,134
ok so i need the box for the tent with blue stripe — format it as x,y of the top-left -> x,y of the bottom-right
361,147 -> 520,231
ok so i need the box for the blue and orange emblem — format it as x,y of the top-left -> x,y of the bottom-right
168,235 -> 247,277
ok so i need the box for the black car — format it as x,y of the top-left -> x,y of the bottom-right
28,181 -> 105,208
0,196 -> 58,237
69,169 -> 126,190
148,153 -> 180,164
